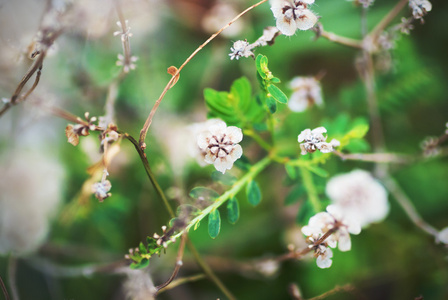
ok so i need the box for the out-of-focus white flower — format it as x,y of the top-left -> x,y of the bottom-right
288,76 -> 323,112
438,227 -> 448,244
202,2 -> 244,38
316,246 -> 333,269
409,0 -> 432,20
326,170 -> 389,227
122,268 -> 156,300
254,26 -> 281,47
229,40 -> 255,60
92,180 -> 112,202
254,259 -> 280,277
298,127 -> 340,155
302,231 -> 334,269
0,151 -> 64,255
270,0 -> 318,36
347,0 -> 375,8
197,120 -> 243,174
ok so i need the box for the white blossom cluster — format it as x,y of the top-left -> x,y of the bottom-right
288,76 -> 323,112
302,205 -> 361,268
270,0 -> 318,36
229,27 -> 280,60
409,0 -> 432,20
196,119 -> 243,174
298,127 -> 340,155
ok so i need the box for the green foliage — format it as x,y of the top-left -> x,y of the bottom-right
246,180 -> 262,206
227,197 -> 240,224
204,76 -> 265,127
129,237 -> 164,269
208,209 -> 221,239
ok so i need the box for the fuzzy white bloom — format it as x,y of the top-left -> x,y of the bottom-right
288,77 -> 323,112
197,120 -> 243,174
270,0 -> 318,36
229,40 -> 255,60
301,230 -> 335,269
326,170 -> 389,227
202,2 -> 244,38
347,0 -> 375,8
0,151 -> 64,255
92,180 -> 112,202
254,26 -> 281,47
188,119 -> 226,166
437,227 -> 448,244
316,246 -> 333,269
409,0 -> 432,19
298,127 -> 340,155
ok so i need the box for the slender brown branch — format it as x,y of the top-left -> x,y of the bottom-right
157,273 -> 206,294
138,0 -> 269,148
334,151 -> 412,164
308,284 -> 355,300
315,26 -> 363,49
0,275 -> 10,300
381,176 -> 439,238
369,0 -> 409,40
154,233 -> 187,295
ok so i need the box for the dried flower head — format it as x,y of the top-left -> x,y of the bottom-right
298,127 -> 340,155
288,76 -> 323,112
409,0 -> 432,20
65,112 -> 98,146
270,0 -> 318,36
326,170 -> 389,227
197,120 -> 243,174
229,40 -> 255,60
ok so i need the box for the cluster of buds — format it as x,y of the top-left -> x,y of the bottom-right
113,20 -> 138,73
65,112 -> 98,146
298,126 -> 340,155
229,27 -> 280,60
409,0 -> 432,22
153,226 -> 177,249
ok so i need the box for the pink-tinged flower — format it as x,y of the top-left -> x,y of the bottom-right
298,127 -> 340,155
270,0 -> 318,36
409,0 -> 432,20
197,120 -> 243,174
326,170 -> 389,227
288,76 -> 323,112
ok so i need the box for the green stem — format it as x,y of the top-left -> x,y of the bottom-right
299,166 -> 321,212
243,129 -> 272,152
170,156 -> 272,243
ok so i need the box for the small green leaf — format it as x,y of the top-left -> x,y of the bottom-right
271,77 -> 281,83
189,187 -> 220,201
285,164 -> 298,180
139,242 -> 147,254
266,96 -> 277,113
267,84 -> 288,104
208,209 -> 221,239
246,180 -> 262,206
227,197 -> 240,224
256,54 -> 269,79
304,165 -> 329,178
194,220 -> 201,231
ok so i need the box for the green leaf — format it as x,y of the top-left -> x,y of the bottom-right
130,258 -> 150,269
267,84 -> 288,104
227,197 -> 240,224
304,165 -> 329,178
256,54 -> 269,79
285,164 -> 298,180
208,209 -> 221,239
246,180 -> 262,206
189,187 -> 220,201
266,96 -> 277,113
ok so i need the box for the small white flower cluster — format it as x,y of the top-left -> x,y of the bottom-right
197,119 -> 243,174
288,76 -> 323,112
92,170 -> 112,202
270,0 -> 318,36
409,0 -> 432,20
347,0 -> 375,8
114,20 -> 138,73
298,127 -> 340,155
438,227 -> 448,244
302,205 -> 361,268
326,170 -> 389,228
65,112 -> 98,146
229,27 -> 280,60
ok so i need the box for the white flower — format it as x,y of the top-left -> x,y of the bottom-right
316,247 -> 333,269
229,40 -> 255,60
270,0 -> 318,36
301,230 -> 334,269
92,180 -> 112,202
197,120 -> 243,174
254,26 -> 281,47
288,77 -> 323,112
437,227 -> 448,244
409,0 -> 432,20
202,2 -> 244,38
347,0 -> 375,8
326,170 -> 389,227
298,127 -> 340,155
